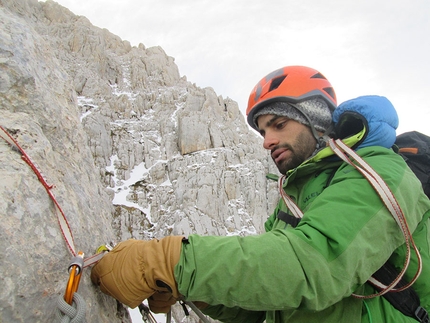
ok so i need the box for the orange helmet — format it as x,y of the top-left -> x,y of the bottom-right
246,66 -> 337,130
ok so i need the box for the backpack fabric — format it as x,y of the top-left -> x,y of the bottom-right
396,131 -> 430,198
390,131 -> 430,322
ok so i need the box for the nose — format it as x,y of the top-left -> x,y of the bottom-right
263,130 -> 279,150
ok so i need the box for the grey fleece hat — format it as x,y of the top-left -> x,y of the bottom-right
253,99 -> 333,133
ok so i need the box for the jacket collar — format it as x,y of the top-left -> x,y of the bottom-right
267,126 -> 368,182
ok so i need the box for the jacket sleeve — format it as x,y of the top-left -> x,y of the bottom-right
200,304 -> 266,323
174,147 -> 429,315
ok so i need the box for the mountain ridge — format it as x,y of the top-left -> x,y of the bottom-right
0,1 -> 279,321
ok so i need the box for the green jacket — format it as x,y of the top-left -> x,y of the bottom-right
175,97 -> 430,323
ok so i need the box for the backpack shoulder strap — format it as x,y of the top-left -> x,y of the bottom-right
373,261 -> 429,322
396,131 -> 430,198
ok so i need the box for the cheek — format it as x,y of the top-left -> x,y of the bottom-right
295,130 -> 317,154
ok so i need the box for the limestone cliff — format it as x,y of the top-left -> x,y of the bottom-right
0,0 -> 279,322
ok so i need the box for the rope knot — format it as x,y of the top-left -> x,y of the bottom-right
56,293 -> 86,323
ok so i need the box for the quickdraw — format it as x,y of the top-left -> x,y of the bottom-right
1,125 -> 210,323
139,303 -> 159,323
0,125 -> 108,317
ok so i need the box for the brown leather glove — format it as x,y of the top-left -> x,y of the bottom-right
148,293 -> 209,314
148,292 -> 177,313
90,236 -> 184,308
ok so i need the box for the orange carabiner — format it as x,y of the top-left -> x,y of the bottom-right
64,251 -> 84,305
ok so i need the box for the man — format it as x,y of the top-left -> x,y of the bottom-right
91,66 -> 430,322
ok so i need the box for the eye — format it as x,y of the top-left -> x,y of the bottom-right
275,120 -> 288,129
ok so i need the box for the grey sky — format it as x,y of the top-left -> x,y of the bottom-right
50,0 -> 430,135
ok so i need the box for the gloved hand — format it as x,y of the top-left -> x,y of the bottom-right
148,292 -> 177,313
91,236 -> 184,308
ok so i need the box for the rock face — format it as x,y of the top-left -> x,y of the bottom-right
0,0 -> 279,322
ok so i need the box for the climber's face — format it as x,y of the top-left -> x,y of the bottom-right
257,114 -> 317,174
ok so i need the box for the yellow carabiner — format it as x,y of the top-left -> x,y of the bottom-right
64,251 -> 84,305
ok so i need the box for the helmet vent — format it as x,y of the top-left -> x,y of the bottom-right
269,75 -> 287,92
311,72 -> 327,80
323,87 -> 336,100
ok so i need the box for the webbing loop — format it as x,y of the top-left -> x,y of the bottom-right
277,137 -> 422,299
0,125 -> 77,256
328,138 -> 422,297
0,126 -> 108,263
278,175 -> 303,219
1,125 -> 212,323
0,125 -> 108,319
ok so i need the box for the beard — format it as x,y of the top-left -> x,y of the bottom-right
273,130 -> 317,174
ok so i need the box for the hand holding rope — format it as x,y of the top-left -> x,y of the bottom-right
1,125 -> 211,323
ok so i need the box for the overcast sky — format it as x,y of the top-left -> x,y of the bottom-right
50,0 -> 430,135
